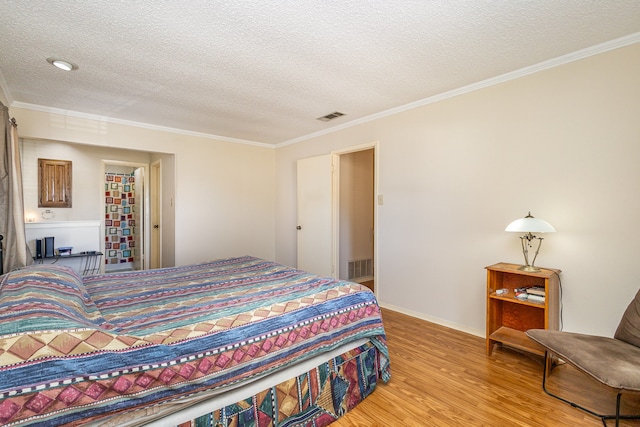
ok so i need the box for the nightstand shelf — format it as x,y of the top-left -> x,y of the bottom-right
34,251 -> 103,275
486,262 -> 560,357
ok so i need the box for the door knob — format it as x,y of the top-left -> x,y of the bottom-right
296,226 -> 302,230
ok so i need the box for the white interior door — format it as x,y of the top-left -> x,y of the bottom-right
296,155 -> 333,277
133,167 -> 144,270
150,161 -> 161,269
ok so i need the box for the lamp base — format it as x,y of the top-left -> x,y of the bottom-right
518,265 -> 540,272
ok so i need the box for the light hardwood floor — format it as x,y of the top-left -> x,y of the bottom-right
332,309 -> 640,426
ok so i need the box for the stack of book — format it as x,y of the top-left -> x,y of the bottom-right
514,286 -> 545,303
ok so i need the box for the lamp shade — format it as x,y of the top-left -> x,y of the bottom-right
505,212 -> 556,233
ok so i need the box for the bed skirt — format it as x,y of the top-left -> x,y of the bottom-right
174,340 -> 383,427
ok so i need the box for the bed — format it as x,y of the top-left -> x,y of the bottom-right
0,256 -> 389,426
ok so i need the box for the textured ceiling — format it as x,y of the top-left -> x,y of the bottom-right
1,1 -> 639,146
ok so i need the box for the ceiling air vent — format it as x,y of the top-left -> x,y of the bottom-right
317,111 -> 345,122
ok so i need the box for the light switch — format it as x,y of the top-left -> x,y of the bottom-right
378,195 -> 384,205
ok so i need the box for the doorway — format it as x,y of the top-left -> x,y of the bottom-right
102,160 -> 151,272
296,143 -> 378,292
335,147 -> 376,291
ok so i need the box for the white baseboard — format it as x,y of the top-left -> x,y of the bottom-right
378,302 -> 485,339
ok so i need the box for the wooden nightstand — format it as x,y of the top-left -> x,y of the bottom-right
486,263 -> 561,357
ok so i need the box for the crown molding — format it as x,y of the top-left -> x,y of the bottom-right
9,102 -> 274,148
7,32 -> 639,149
277,32 -> 640,148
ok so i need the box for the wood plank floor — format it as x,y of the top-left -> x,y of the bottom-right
333,309 -> 640,426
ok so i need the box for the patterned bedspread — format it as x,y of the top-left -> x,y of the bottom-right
0,256 -> 389,426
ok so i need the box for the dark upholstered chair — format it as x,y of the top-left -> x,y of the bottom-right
526,289 -> 640,427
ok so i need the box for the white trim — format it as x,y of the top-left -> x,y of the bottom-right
277,32 -> 640,148
330,153 -> 339,279
9,101 -> 273,149
150,159 -> 163,269
25,220 -> 100,229
379,302 -> 485,339
7,33 -> 640,149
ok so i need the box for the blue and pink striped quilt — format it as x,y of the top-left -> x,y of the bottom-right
0,256 -> 389,426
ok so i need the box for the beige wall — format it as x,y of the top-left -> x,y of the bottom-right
275,43 -> 640,337
11,108 -> 277,266
8,42 -> 639,339
22,139 -> 153,221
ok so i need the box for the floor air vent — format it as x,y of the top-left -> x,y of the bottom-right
348,259 -> 373,280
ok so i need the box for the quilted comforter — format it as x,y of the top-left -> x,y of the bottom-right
0,256 -> 389,426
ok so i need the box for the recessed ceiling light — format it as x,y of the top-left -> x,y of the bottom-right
46,57 -> 78,71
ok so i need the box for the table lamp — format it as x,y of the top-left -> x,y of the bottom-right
505,212 -> 555,272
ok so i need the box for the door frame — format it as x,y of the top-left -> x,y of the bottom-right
331,141 -> 379,292
150,159 -> 162,269
100,160 -> 151,271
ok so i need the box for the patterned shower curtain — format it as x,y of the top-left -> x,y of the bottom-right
104,172 -> 137,270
